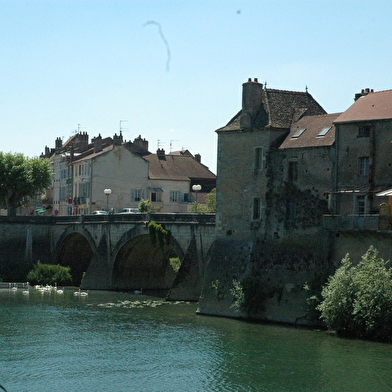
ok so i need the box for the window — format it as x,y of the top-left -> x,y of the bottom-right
254,147 -> 263,172
183,193 -> 190,202
292,128 -> 306,138
356,196 -> 366,215
286,200 -> 296,222
288,161 -> 298,181
359,156 -> 370,176
132,189 -> 144,202
170,191 -> 180,203
252,197 -> 261,220
151,192 -> 162,202
358,125 -> 373,137
317,126 -> 331,137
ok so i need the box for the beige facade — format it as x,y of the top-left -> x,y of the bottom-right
43,132 -> 216,215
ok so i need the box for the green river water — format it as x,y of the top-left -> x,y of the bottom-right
0,287 -> 391,392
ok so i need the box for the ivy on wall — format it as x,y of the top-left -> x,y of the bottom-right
148,221 -> 171,247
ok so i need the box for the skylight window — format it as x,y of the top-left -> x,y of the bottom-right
317,126 -> 331,137
292,128 -> 306,138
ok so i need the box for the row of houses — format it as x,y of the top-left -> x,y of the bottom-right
40,133 -> 216,215
216,78 -> 392,240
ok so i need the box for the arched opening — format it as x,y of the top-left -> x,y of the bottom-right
57,233 -> 93,286
112,234 -> 181,293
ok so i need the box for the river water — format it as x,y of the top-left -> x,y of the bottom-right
1,287 -> 391,392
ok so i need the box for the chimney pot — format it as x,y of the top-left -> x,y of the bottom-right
248,78 -> 252,82
254,78 -> 258,83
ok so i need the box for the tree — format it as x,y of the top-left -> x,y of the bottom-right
0,152 -> 52,216
190,188 -> 216,213
317,246 -> 392,341
138,198 -> 151,212
27,262 -> 72,286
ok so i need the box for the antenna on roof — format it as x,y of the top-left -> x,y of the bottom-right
264,80 -> 267,89
157,139 -> 165,149
170,140 -> 179,152
305,85 -> 308,93
119,120 -> 128,134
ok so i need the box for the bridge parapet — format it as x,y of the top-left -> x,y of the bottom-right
0,213 -> 215,225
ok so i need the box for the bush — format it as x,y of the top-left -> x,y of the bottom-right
27,262 -> 72,286
230,277 -> 267,316
317,246 -> 392,341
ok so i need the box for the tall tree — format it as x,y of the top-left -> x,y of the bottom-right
0,152 -> 53,216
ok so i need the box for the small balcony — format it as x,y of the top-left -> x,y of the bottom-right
323,214 -> 381,231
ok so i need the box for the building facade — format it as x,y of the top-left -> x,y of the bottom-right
42,132 -> 216,215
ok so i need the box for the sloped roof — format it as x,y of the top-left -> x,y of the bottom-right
335,89 -> 392,123
144,154 -> 216,181
169,149 -> 194,157
279,113 -> 341,149
217,88 -> 326,132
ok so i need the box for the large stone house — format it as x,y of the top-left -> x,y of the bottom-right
327,89 -> 392,230
42,133 -> 216,215
215,78 -> 331,241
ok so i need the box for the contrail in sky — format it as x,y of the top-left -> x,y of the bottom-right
143,20 -> 171,72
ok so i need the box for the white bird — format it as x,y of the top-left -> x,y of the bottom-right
79,290 -> 89,296
134,288 -> 143,295
73,288 -> 81,296
56,287 -> 64,294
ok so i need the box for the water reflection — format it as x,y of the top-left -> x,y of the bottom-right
1,287 -> 392,392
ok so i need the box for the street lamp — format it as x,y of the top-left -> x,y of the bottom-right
192,184 -> 202,212
104,188 -> 112,211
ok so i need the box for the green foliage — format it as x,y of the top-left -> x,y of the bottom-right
210,279 -> 224,299
0,152 -> 53,216
205,188 -> 216,212
148,221 -> 171,247
27,262 -> 72,286
169,257 -> 181,273
230,277 -> 266,316
317,246 -> 392,340
138,199 -> 151,212
190,188 -> 216,213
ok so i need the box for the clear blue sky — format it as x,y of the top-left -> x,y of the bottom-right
1,0 -> 392,173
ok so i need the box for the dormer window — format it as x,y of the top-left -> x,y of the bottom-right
317,126 -> 331,137
292,128 -> 306,138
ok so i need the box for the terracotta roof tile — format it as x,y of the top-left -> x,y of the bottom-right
144,154 -> 216,181
335,89 -> 392,123
279,113 -> 341,149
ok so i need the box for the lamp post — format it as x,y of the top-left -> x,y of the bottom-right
104,188 -> 112,212
192,184 -> 202,212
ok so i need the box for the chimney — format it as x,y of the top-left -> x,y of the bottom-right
354,88 -> 374,101
69,145 -> 74,163
240,78 -> 263,129
113,132 -> 123,146
194,153 -> 201,163
156,148 -> 166,160
133,135 -> 149,151
55,137 -> 62,152
93,134 -> 103,153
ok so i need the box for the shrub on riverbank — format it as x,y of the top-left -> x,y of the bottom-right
317,246 -> 392,341
27,262 -> 72,286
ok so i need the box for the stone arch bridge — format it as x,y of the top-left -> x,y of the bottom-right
0,213 -> 216,300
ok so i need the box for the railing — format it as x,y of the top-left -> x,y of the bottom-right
323,214 -> 380,231
0,213 -> 216,225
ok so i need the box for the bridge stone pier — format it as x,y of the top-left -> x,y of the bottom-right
0,214 -> 216,301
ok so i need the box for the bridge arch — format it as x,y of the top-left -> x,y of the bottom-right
111,233 -> 182,292
56,226 -> 97,286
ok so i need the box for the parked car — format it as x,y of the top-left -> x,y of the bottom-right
118,207 -> 140,214
91,210 -> 108,215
